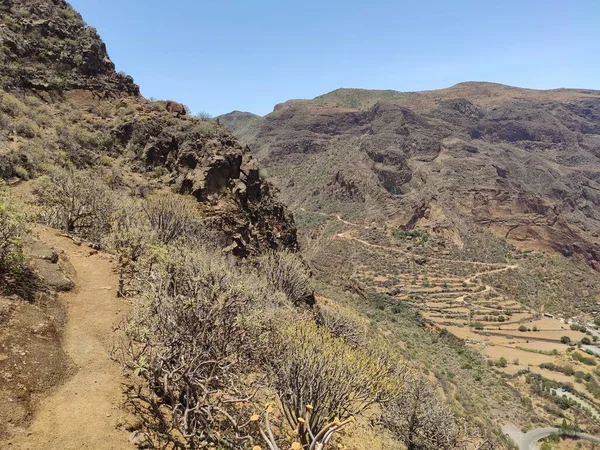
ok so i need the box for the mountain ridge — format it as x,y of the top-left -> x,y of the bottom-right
219,82 -> 600,274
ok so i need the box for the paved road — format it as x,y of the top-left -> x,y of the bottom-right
503,425 -> 600,450
521,427 -> 557,449
584,344 -> 600,357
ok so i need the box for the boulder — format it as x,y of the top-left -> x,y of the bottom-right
165,101 -> 187,116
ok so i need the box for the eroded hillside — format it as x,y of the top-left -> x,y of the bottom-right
221,84 -> 600,318
221,84 -> 600,447
221,83 -> 600,272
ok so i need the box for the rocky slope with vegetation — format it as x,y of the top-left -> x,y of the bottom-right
0,1 -> 494,450
220,84 -> 600,315
0,0 -> 297,257
4,1 -> 598,449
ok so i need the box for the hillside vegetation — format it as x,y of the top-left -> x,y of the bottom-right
220,79 -> 600,447
0,1 -> 507,449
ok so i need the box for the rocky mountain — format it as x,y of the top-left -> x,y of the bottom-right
0,0 -> 138,95
0,0 -> 300,442
3,2 -> 600,448
0,0 -> 297,256
220,83 -> 600,270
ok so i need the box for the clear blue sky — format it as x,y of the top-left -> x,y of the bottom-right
69,0 -> 600,116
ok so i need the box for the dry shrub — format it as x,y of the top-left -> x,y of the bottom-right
33,167 -> 114,240
0,91 -> 27,117
383,376 -> 462,450
258,251 -> 314,306
105,192 -> 218,296
260,320 -> 406,449
117,246 -> 277,449
14,117 -> 39,138
315,299 -> 367,348
112,205 -> 414,449
103,197 -> 149,296
142,191 -> 203,244
115,242 -> 407,450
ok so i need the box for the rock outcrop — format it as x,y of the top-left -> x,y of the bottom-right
0,0 -> 298,256
0,0 -> 138,95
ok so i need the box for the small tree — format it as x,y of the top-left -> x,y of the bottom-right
495,357 -> 508,368
561,336 -> 571,344
518,325 -> 527,332
581,337 -> 591,345
33,168 -> 114,240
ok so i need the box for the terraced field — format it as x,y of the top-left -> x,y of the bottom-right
304,210 -> 600,417
334,225 -> 537,337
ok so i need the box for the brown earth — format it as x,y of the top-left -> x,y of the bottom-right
4,228 -> 133,450
0,237 -> 73,440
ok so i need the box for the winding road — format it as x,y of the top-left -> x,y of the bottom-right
313,209 -> 600,449
503,425 -> 600,450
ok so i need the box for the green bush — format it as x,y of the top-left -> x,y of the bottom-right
14,117 -> 39,137
393,229 -> 431,243
560,336 -> 571,344
571,351 -> 597,366
495,357 -> 508,368
0,92 -> 26,116
0,183 -> 29,278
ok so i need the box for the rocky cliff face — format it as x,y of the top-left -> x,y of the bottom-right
0,0 -> 298,256
0,0 -> 138,95
220,83 -> 600,269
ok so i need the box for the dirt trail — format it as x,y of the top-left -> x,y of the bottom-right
335,230 -> 517,268
10,228 -> 132,450
308,209 -> 529,325
465,264 -> 519,283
